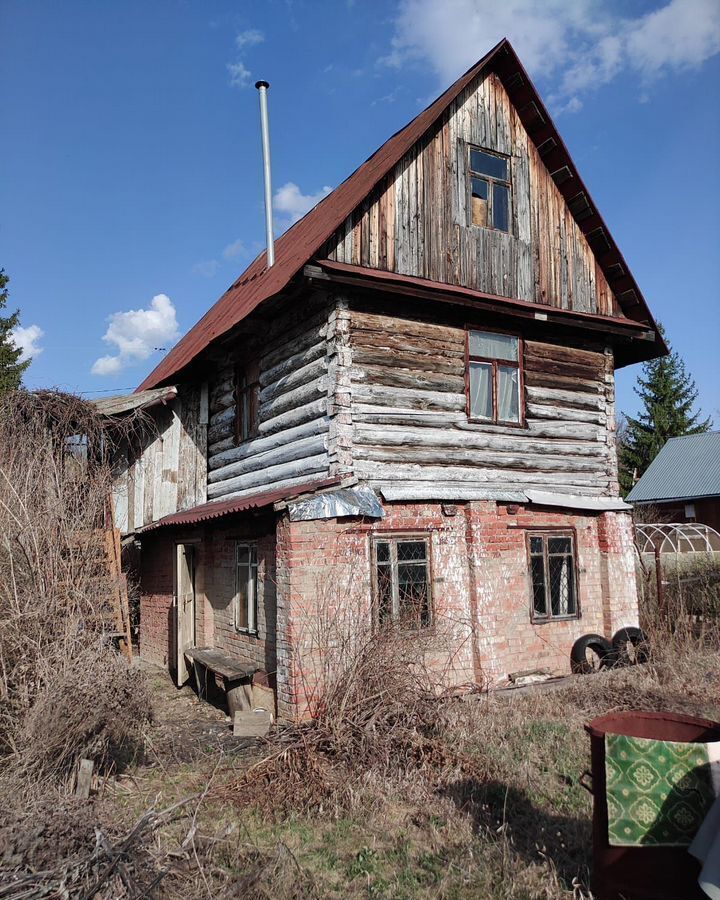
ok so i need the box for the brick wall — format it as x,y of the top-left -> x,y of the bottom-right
274,500 -> 639,719
138,515 -> 277,688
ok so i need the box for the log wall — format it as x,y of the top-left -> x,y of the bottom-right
325,71 -> 619,317
345,305 -> 619,497
206,302 -> 349,502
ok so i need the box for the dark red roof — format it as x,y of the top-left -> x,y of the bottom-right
139,477 -> 341,531
138,38 -> 663,392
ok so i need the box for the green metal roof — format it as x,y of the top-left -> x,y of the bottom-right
626,431 -> 720,503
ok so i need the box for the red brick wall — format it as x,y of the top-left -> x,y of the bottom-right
274,500 -> 639,719
138,515 -> 277,686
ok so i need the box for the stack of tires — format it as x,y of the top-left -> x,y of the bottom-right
570,627 -> 649,675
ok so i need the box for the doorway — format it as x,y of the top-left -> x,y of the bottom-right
174,543 -> 196,687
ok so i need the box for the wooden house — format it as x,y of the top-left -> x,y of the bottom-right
109,39 -> 666,719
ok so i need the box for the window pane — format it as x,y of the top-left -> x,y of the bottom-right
469,331 -> 518,361
470,149 -> 508,181
398,563 -> 430,627
549,554 -> 573,616
471,177 -> 488,227
236,573 -> 248,629
397,540 -> 427,563
493,182 -> 510,232
376,541 -> 390,563
469,362 -> 493,419
548,537 -> 571,555
531,555 -> 547,616
530,536 -> 543,555
497,365 -> 520,422
377,562 -> 393,624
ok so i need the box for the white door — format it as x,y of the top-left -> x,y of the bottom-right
175,543 -> 196,687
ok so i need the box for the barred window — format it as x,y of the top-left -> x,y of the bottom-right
235,542 -> 258,633
374,536 -> 432,628
528,533 -> 578,620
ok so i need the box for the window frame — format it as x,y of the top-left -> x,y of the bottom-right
234,541 -> 259,635
465,326 -> 525,427
234,360 -> 260,445
371,533 -> 433,630
467,145 -> 513,233
525,529 -> 581,623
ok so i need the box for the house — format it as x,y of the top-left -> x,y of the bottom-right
627,432 -> 720,532
108,38 -> 666,720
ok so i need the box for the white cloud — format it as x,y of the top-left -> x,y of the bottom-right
10,324 -> 44,362
227,60 -> 252,89
382,0 -> 720,111
236,28 -> 264,50
192,259 -> 220,278
91,293 -> 180,376
222,238 -> 247,260
274,182 -> 333,226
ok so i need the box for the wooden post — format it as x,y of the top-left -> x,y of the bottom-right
76,758 -> 94,799
654,545 -> 666,623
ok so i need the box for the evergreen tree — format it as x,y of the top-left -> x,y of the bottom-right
619,324 -> 711,494
0,269 -> 30,394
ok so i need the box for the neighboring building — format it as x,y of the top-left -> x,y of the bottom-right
627,432 -> 720,532
107,39 -> 666,720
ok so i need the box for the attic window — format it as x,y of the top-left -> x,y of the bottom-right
469,147 -> 511,232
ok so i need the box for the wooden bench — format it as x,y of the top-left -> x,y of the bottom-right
184,647 -> 258,716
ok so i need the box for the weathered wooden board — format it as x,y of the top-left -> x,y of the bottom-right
324,70 -> 619,317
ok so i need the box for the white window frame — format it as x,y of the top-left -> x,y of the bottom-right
235,542 -> 258,634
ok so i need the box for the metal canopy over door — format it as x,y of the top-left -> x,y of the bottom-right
175,543 -> 196,687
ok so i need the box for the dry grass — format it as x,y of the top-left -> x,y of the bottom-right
0,390 -> 151,793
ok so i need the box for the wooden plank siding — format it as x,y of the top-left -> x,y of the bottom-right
112,383 -> 209,533
325,71 -> 620,318
344,305 -> 619,497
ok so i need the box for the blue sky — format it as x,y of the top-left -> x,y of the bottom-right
2,0 -> 719,421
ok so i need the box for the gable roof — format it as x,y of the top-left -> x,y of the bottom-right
627,432 -> 720,503
138,38 -> 664,392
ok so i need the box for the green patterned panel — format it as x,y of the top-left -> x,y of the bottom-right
605,734 -> 716,846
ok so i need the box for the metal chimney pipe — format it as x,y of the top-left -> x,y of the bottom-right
255,80 -> 275,268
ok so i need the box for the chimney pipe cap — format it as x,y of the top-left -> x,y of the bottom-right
255,80 -> 270,90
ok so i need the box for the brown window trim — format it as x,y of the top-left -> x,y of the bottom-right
464,326 -> 526,427
525,529 -> 581,624
371,533 -> 434,631
234,360 -> 260,445
467,144 -> 513,234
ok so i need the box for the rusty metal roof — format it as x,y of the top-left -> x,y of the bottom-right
138,38 -> 663,392
139,477 -> 341,531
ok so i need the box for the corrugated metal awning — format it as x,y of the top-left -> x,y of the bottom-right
139,477 -> 341,532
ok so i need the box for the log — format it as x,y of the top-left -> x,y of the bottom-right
209,417 -> 330,471
207,452 -> 329,500
209,433 -> 328,484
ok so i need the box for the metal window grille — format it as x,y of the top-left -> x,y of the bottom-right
374,537 -> 431,628
529,533 -> 577,620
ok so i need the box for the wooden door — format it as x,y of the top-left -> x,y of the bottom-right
175,543 -> 196,687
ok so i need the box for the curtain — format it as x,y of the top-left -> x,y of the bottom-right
469,362 -> 492,418
498,365 -> 519,422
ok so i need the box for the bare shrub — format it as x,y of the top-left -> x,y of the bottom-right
0,389 -> 151,790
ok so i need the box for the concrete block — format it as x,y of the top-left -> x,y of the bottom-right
233,707 -> 273,738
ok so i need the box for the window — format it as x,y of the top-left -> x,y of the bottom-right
235,361 -> 260,444
235,542 -> 258,632
528,533 -> 578,621
374,536 -> 431,628
469,147 -> 511,232
467,330 -> 522,424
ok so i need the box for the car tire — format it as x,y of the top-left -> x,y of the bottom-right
611,626 -> 650,666
570,633 -> 613,674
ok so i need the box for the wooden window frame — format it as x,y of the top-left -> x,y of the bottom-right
465,326 -> 525,427
467,145 -> 513,233
525,529 -> 581,624
234,541 -> 259,634
234,360 -> 260,445
371,533 -> 433,630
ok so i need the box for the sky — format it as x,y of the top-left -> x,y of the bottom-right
2,0 -> 719,422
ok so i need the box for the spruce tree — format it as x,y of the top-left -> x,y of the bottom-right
0,269 -> 30,394
619,324 -> 711,494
